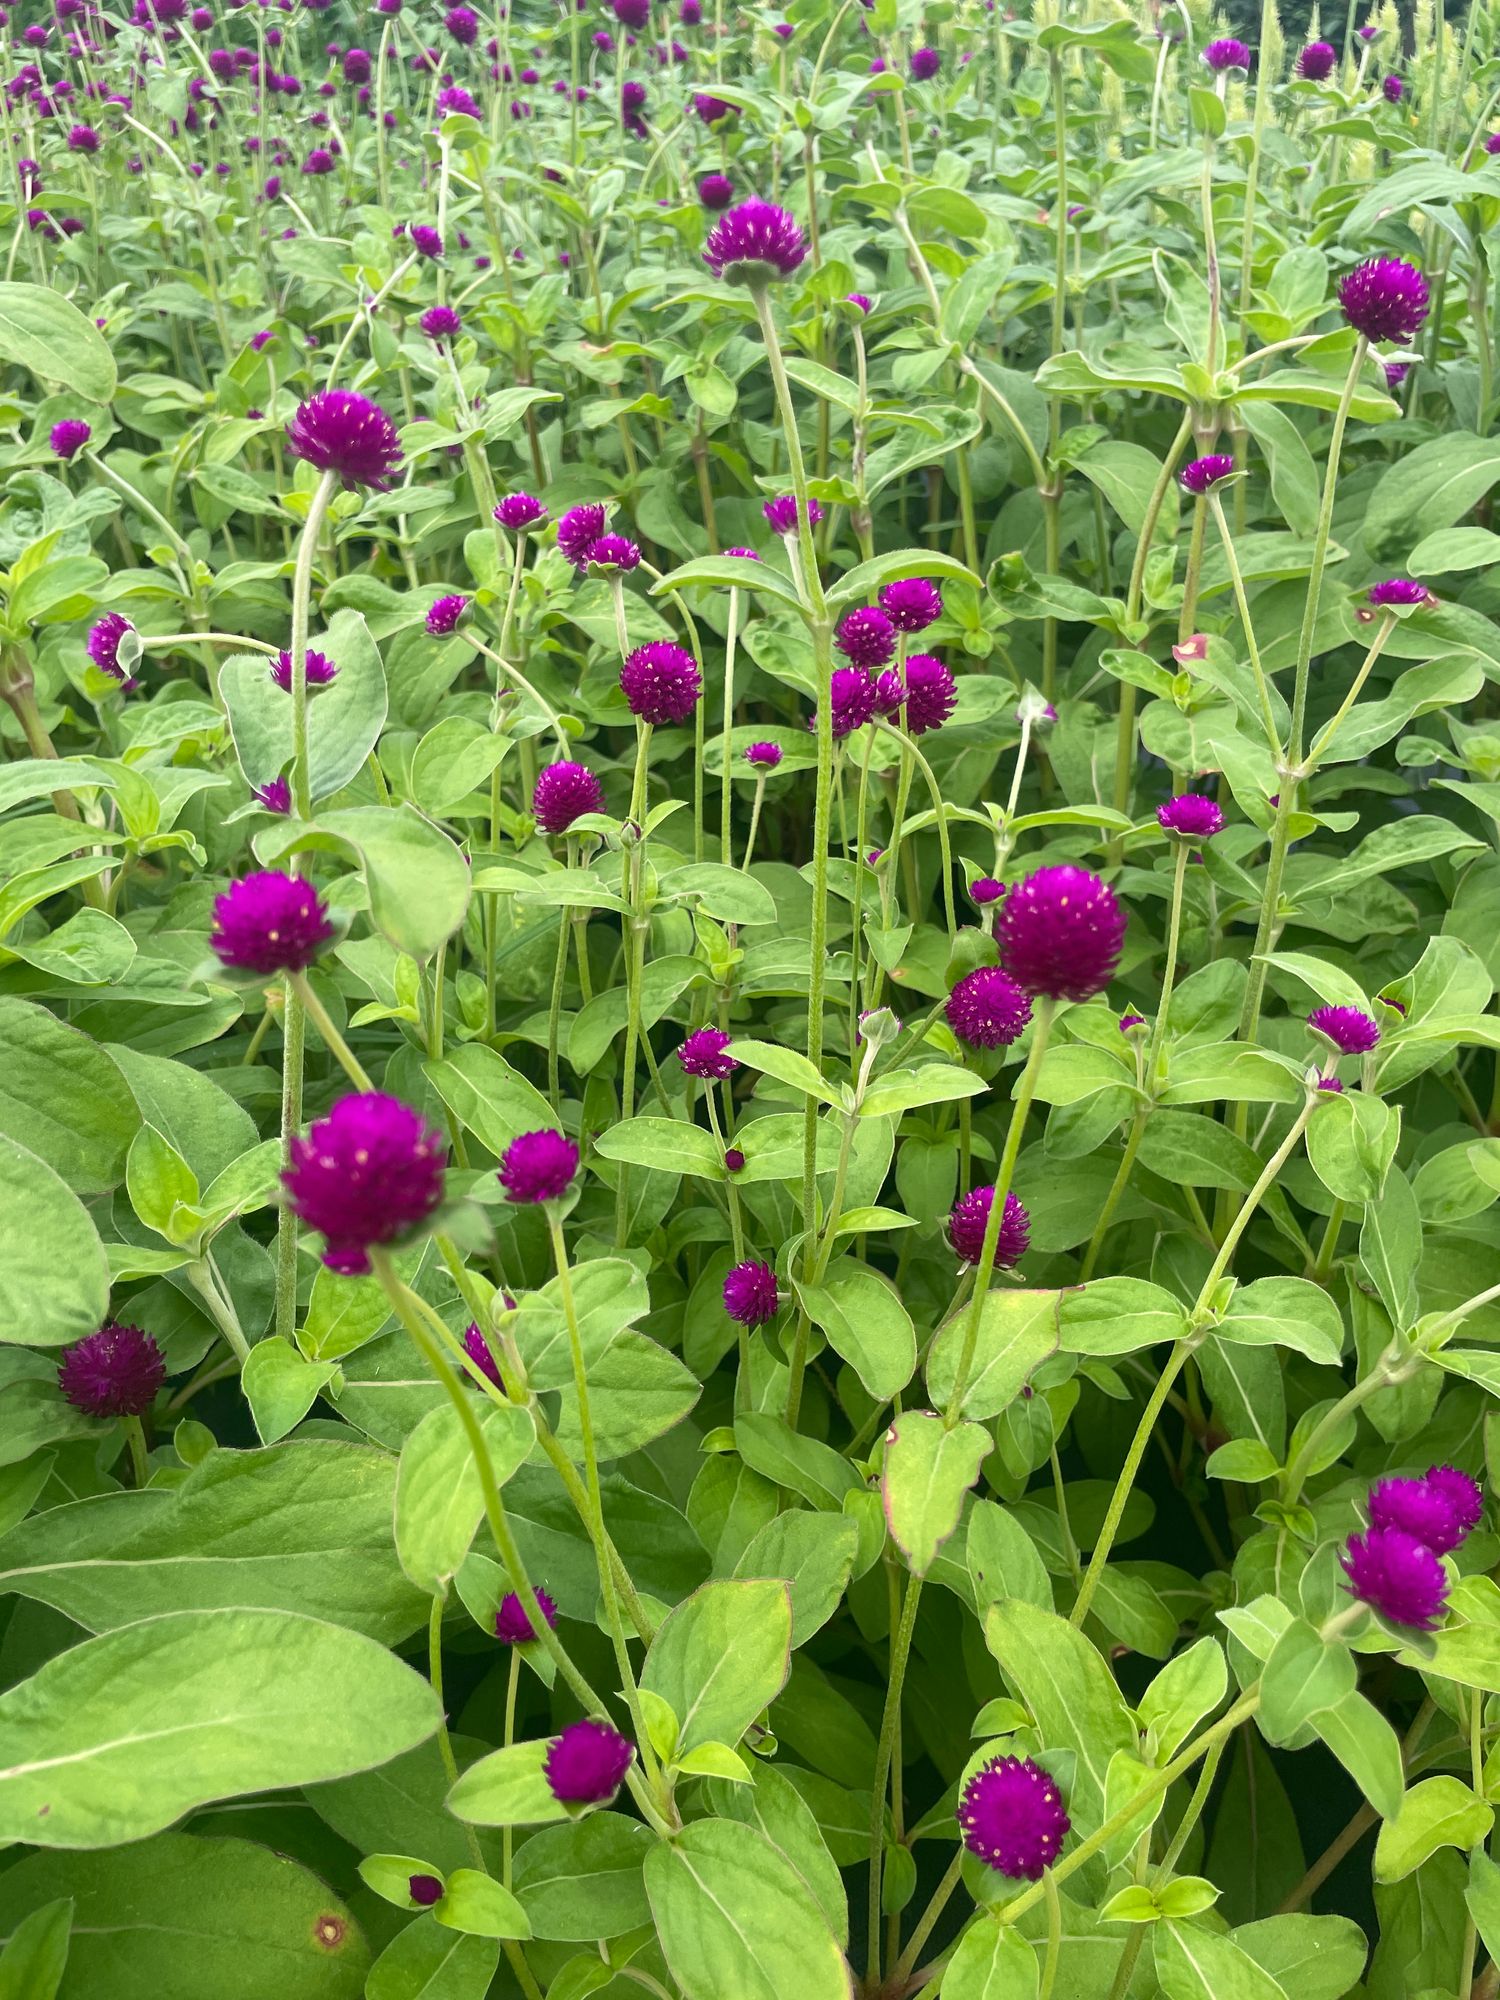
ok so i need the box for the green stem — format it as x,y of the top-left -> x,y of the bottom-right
287,971 -> 374,1091
1207,491 -> 1281,755
1040,1868 -> 1063,2000
122,1414 -> 150,1487
866,1573 -> 922,1985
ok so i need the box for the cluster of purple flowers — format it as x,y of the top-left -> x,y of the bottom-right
1342,1466 -> 1483,1629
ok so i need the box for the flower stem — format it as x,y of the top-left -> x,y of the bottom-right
287,970 -> 374,1091
866,1572 -> 922,1985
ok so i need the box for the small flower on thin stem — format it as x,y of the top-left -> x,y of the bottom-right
762,493 -> 823,536
724,1146 -> 746,1172
1367,577 -> 1430,608
909,45 -> 939,78
586,533 -> 641,574
287,389 -> 403,490
698,171 -> 734,209
1382,73 -> 1404,102
87,613 -> 135,683
878,578 -> 942,631
702,197 -> 807,282
835,606 -> 896,670
1308,1005 -> 1380,1054
678,1028 -> 738,1079
425,594 -> 468,636
724,1258 -> 779,1325
1157,794 -> 1225,839
211,870 -> 334,975
409,222 -> 443,258
948,1185 -> 1030,1267
1296,40 -> 1337,79
533,761 -> 604,833
1119,1011 -> 1147,1034
902,654 -> 956,734
998,865 -> 1126,1002
499,1129 -> 579,1204
58,1322 -> 166,1416
823,667 -> 877,741
1427,1465 -> 1485,1537
970,877 -> 1005,908
1341,1525 -> 1449,1629
946,965 -> 1032,1050
50,418 -> 91,459
496,492 -> 548,532
1179,454 -> 1236,495
420,304 -> 462,341
495,1587 -> 558,1643
284,1093 -> 447,1275
744,741 -> 782,770
1337,257 -> 1429,344
544,1718 -> 633,1804
557,502 -> 608,568
1202,36 -> 1250,70
845,291 -> 873,313
408,1874 -> 444,1907
270,648 -> 337,691
254,777 -> 292,815
958,1755 -> 1070,1878
620,642 -> 702,724
1368,1475 -> 1467,1555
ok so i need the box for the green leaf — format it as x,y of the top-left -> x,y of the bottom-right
726,1039 -> 839,1105
967,1499 -> 1052,1614
0,1134 -> 109,1348
859,1063 -> 987,1117
240,1336 -> 339,1445
1258,1617 -> 1357,1744
926,1288 -> 1060,1419
424,1044 -> 555,1159
731,1511 -> 860,1649
941,1921 -> 1039,1999
644,1818 -> 851,2000
1155,1921 -> 1290,2000
984,1600 -> 1136,1822
0,1607 -> 440,1846
315,805 -> 470,961
1364,433 -> 1500,562
510,1813 -> 653,1940
1232,1914 -> 1369,2000
0,283 -> 116,400
221,610 -> 387,803
409,716 -> 509,816
0,999 -> 138,1196
366,1915 -> 497,1999
125,1122 -> 200,1241
825,547 -> 980,606
661,863 -> 778,926
642,1579 -> 792,1751
1138,1638 -> 1228,1761
1359,1164 -> 1422,1328
1306,1090 -> 1399,1205
651,555 -> 806,614
881,1410 -> 989,1576
433,1870 -> 530,1940
1374,1776 -> 1493,1883
1309,1689 -> 1404,1820
795,1262 -> 916,1401
1217,1279 -> 1345,1365
593,1117 -> 728,1180
1467,1851 -> 1500,1971
445,1740 -> 567,1827
394,1401 -> 536,1595
0,1898 -> 70,2000
1058,1278 -> 1189,1357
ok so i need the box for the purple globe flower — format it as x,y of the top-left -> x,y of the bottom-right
304,150 -> 336,177
284,1094 -> 447,1274
1338,257 -> 1429,344
745,741 -> 783,770
946,965 -> 1033,1050
693,90 -> 734,123
496,492 -> 548,532
620,642 -> 702,725
287,389 -> 403,490
903,654 -> 956,735
909,45 -> 939,78
426,593 -> 468,636
544,1719 -> 634,1804
846,292 -> 873,313
410,222 -> 443,259
50,418 -> 91,460
1368,577 -> 1430,608
613,0 -> 649,23
495,1587 -> 558,1644
763,494 -> 823,536
835,606 -> 897,670
1308,1005 -> 1380,1054
1157,794 -> 1225,838
998,865 -> 1127,1002
254,777 -> 292,815
445,4 -> 478,43
724,1147 -> 746,1171
463,1321 -> 501,1387
1487,133 -> 1500,156
958,1754 -> 1070,1879
1341,1525 -> 1449,1630
1296,40 -> 1337,79
702,198 -> 807,282
420,304 -> 462,341
68,123 -> 99,153
1428,1465 -> 1485,1537
1119,1011 -> 1147,1033
344,47 -> 372,83
1384,361 -> 1412,388
1203,36 -> 1250,70
557,502 -> 608,568
699,172 -> 734,209
878,577 -> 943,632
1383,73 -> 1404,102
534,761 -> 605,833
436,84 -> 479,115
678,1027 -> 738,1079
499,1128 -> 579,1204
724,1258 -> 779,1326
586,533 -> 641,573
211,870 -> 334,975
971,877 -> 1005,907
409,1874 -> 444,1907
824,666 -> 877,741
948,1185 -> 1030,1267
270,648 -> 337,691
1179,454 -> 1236,495
87,613 -> 135,683
873,670 -> 904,718
58,1322 -> 166,1417
1368,1476 -> 1467,1555
1318,1076 -> 1345,1093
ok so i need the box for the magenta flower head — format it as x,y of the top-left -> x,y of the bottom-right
699,171 -> 734,209
210,870 -> 334,975
284,1093 -> 447,1274
874,670 -> 904,718
1157,794 -> 1225,839
878,577 -> 943,631
87,613 -> 135,683
1338,257 -> 1429,344
445,3 -> 478,41
409,1874 -> 443,1907
1341,1526 -> 1449,1630
499,1128 -> 579,1204
545,1719 -> 634,1805
745,741 -> 783,770
1487,133 -> 1500,156
946,965 -> 1032,1050
1318,1076 -> 1345,1093
410,222 -> 443,258
909,45 -> 939,78
58,1322 -> 166,1417
971,877 -> 1005,907
463,1321 -> 501,1387
1179,453 -> 1236,495
1119,1011 -> 1147,1034
959,1753 -> 1069,1878
702,198 -> 807,284
903,654 -> 956,735
1203,36 -> 1250,70
846,292 -> 873,314
1383,360 -> 1412,388
763,494 -> 823,536
1427,1466 -> 1485,1537
1368,1476 -> 1468,1556
496,492 -> 548,533
533,761 -> 605,833
1296,40 -> 1337,78
254,777 -> 292,815
998,865 -> 1126,1002
287,389 -> 403,490
50,418 -> 91,460
420,304 -> 462,341
586,533 -> 641,574
948,1185 -> 1030,1267
1383,73 -> 1404,102
835,606 -> 897,671
678,1027 -> 738,1079
1308,1005 -> 1380,1054
620,642 -> 702,724
426,593 -> 469,636
270,648 -> 337,691
495,1587 -> 558,1644
724,1258 -> 779,1326
693,90 -> 734,123
825,666 -> 877,740
1368,577 -> 1430,609
557,501 -> 608,568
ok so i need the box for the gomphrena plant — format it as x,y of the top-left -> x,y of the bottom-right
3,0 -> 1500,1996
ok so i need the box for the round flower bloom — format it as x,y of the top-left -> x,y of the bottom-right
873,670 -> 904,717
878,577 -> 942,631
762,494 -> 823,538
1368,577 -> 1429,608
87,612 -> 135,683
270,648 -> 337,691
287,389 -> 403,491
58,1322 -> 166,1417
745,741 -> 783,770
211,870 -> 334,975
1368,1475 -> 1467,1555
496,492 -> 548,532
544,1719 -> 633,1804
410,222 -> 443,259
1203,36 -> 1250,70
50,418 -> 91,460
254,777 -> 292,815
825,666 -> 877,740
1384,360 -> 1412,388
304,150 -> 336,176
702,198 -> 807,283
557,501 -> 608,568
1318,1076 -> 1345,1093
284,1093 -> 446,1274
344,47 -> 373,82
998,865 -> 1127,1002
1337,257 -> 1429,344
835,606 -> 897,671
445,4 -> 478,42
1424,1466 -> 1483,1536
971,877 -> 1005,907
958,1754 -> 1070,1879
699,171 -> 734,209
693,90 -> 734,123
724,1258 -> 779,1326
463,1321 -> 501,1387
946,965 -> 1032,1050
1296,40 -> 1337,78
436,83 -> 479,115
948,1185 -> 1030,1267
420,304 -> 462,341
1119,1011 -> 1147,1033
1308,1005 -> 1380,1054
1341,1525 -> 1449,1630
1157,794 -> 1225,838
903,654 -> 956,735
724,1147 -> 746,1172
846,292 -> 872,313
533,761 -> 605,833
409,1875 -> 444,1907
1487,132 -> 1500,155
620,642 -> 702,725
499,1129 -> 579,1204
909,45 -> 939,78
495,1587 -> 558,1644
1383,73 -> 1404,102
425,593 -> 468,636
68,123 -> 99,152
678,1027 -> 738,1079
586,533 -> 641,573
1179,454 -> 1236,495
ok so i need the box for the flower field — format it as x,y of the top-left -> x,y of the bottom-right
4,0 -> 1500,1994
